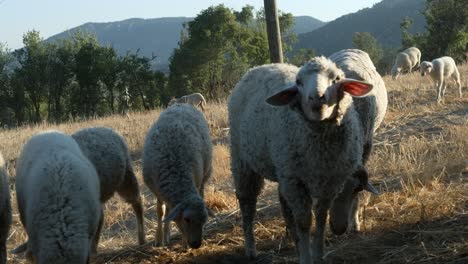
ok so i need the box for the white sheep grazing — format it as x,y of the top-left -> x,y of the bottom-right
391,47 -> 421,80
420,56 -> 462,103
14,131 -> 101,263
72,127 -> 145,246
0,153 -> 11,264
168,92 -> 207,111
328,49 -> 387,234
229,57 -> 379,263
143,103 -> 212,249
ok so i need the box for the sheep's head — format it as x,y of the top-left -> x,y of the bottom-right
420,61 -> 432,76
168,98 -> 177,106
329,166 -> 379,235
266,57 -> 373,123
163,198 -> 208,249
391,67 -> 401,80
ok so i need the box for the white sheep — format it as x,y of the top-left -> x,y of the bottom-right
14,131 -> 101,263
228,57 -> 379,263
420,56 -> 462,103
328,49 -> 387,234
72,127 -> 145,246
0,153 -> 11,264
168,93 -> 207,111
143,103 -> 212,249
391,47 -> 421,80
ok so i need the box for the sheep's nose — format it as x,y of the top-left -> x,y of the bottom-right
189,240 -> 202,249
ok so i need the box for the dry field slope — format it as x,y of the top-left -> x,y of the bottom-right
0,64 -> 467,264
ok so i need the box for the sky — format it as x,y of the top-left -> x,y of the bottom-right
0,0 -> 381,50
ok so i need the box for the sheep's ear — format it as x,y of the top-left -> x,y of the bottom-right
11,242 -> 28,254
340,78 -> 373,97
266,85 -> 298,106
163,203 -> 183,223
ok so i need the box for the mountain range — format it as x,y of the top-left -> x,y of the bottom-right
46,0 -> 427,70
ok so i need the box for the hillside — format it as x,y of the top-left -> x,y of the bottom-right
46,16 -> 325,71
295,0 -> 427,56
1,64 -> 467,263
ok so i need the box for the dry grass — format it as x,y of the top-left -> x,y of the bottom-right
1,64 -> 467,264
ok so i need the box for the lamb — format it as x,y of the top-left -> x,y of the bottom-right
72,127 -> 145,246
328,49 -> 388,234
14,131 -> 101,263
143,103 -> 212,249
0,153 -> 11,264
391,47 -> 421,80
228,57 -> 379,263
168,92 -> 207,111
420,56 -> 462,103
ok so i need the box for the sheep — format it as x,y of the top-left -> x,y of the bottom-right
328,49 -> 387,234
14,131 -> 101,263
0,153 -> 11,264
168,92 -> 207,111
391,47 -> 421,80
72,127 -> 145,246
420,56 -> 462,103
143,103 -> 212,249
228,57 -> 379,263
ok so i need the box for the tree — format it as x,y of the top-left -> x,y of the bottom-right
352,32 -> 383,65
289,48 -> 315,66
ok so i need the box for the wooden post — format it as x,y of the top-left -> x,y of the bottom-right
264,0 -> 283,63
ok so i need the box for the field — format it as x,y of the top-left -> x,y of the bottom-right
1,64 -> 467,264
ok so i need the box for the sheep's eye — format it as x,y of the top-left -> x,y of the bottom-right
332,76 -> 341,84
184,217 -> 192,224
296,79 -> 302,86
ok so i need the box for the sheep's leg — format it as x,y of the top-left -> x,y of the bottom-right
278,191 -> 299,253
117,167 -> 145,245
437,81 -> 444,103
156,199 -> 164,246
347,196 -> 360,232
199,102 -> 205,112
454,71 -> 462,98
234,165 -> 264,259
163,215 -> 171,246
91,208 -> 104,255
312,199 -> 330,262
280,182 -> 312,264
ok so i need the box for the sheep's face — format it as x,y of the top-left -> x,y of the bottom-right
420,61 -> 432,76
329,167 -> 379,235
392,67 -> 401,80
266,57 -> 373,122
176,207 -> 208,249
164,201 -> 208,249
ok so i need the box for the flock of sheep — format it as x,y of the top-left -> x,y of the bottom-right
0,47 -> 464,264
391,47 -> 462,103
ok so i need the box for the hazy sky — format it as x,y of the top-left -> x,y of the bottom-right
0,0 -> 381,49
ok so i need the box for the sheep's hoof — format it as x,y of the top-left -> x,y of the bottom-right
245,248 -> 257,259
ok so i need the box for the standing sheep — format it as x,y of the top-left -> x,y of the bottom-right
168,93 -> 207,111
328,49 -> 387,233
0,153 -> 11,264
391,47 -> 421,80
143,103 -> 212,249
14,131 -> 101,264
72,127 -> 145,246
229,58 -> 378,263
420,56 -> 462,103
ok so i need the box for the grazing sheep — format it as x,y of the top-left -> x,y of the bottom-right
0,153 -> 11,264
420,56 -> 462,103
328,49 -> 387,234
14,131 -> 101,263
229,58 -> 378,263
391,47 -> 421,80
72,127 -> 145,246
143,103 -> 212,249
168,93 -> 207,111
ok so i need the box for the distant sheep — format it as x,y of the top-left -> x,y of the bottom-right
229,57 -> 379,263
420,56 -> 462,103
391,47 -> 421,80
143,103 -> 212,249
168,93 -> 207,111
328,49 -> 387,234
72,127 -> 145,246
14,131 -> 101,263
0,153 -> 11,264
